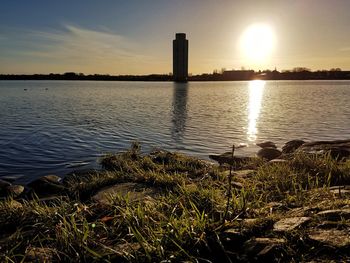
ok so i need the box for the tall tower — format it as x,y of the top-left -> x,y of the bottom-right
173,33 -> 188,82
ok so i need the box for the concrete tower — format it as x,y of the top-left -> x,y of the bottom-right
173,33 -> 188,82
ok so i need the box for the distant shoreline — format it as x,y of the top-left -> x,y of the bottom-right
1,69 -> 350,82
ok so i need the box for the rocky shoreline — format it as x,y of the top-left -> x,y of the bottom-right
0,140 -> 350,262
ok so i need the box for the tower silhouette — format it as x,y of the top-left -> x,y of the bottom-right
173,33 -> 188,82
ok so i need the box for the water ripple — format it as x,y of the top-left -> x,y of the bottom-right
1,80 -> 350,183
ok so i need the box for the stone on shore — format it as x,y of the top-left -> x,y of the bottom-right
28,175 -> 65,196
282,140 -> 305,154
328,185 -> 350,196
0,179 -> 12,197
308,229 -> 350,248
256,141 -> 277,149
273,217 -> 311,232
257,148 -> 282,161
243,237 -> 286,260
0,179 -> 12,189
316,209 -> 350,221
92,182 -> 158,205
6,185 -> 24,197
298,139 -> 350,160
209,153 -> 253,166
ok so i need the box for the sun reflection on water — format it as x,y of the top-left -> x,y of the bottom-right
247,80 -> 265,141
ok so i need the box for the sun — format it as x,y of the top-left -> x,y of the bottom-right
239,23 -> 276,64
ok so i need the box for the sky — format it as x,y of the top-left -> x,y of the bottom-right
1,0 -> 350,75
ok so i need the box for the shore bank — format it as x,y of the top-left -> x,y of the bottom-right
0,140 -> 350,262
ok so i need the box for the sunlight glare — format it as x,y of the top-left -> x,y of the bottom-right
247,80 -> 265,141
239,24 -> 275,64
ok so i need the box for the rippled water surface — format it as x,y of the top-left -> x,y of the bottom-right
1,80 -> 350,183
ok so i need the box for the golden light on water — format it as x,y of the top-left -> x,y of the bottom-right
247,80 -> 265,141
239,23 -> 276,65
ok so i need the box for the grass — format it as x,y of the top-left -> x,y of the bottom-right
0,143 -> 349,262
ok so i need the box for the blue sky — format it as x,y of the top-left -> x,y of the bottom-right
1,0 -> 350,74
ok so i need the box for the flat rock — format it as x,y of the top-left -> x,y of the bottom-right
244,237 -> 286,249
329,185 -> 350,190
256,141 -> 277,149
209,153 -> 253,166
308,229 -> 350,248
329,188 -> 350,196
220,229 -> 245,244
92,182 -> 158,205
316,209 -> 350,220
286,206 -> 313,217
244,237 -> 285,259
298,139 -> 350,160
0,179 -> 12,196
282,140 -> 305,154
0,179 -> 12,189
273,217 -> 311,232
257,148 -> 282,161
328,185 -> 350,196
28,175 -> 65,196
6,185 -> 24,197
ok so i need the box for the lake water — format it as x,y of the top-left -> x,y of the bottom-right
1,80 -> 350,183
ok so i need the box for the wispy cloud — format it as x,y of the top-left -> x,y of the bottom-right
0,25 -> 165,74
339,47 -> 350,52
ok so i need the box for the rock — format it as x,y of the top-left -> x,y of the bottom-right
0,179 -> 12,189
282,140 -> 305,154
298,139 -> 350,160
257,148 -> 282,161
42,175 -> 61,183
220,229 -> 245,244
6,185 -> 24,197
243,237 -> 285,260
316,209 -> 350,221
286,206 -> 313,217
256,141 -> 277,149
209,153 -> 252,166
27,175 -> 65,196
92,182 -> 158,205
308,229 -> 350,248
25,247 -> 58,262
0,179 -> 12,196
329,185 -> 350,196
273,217 -> 311,232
